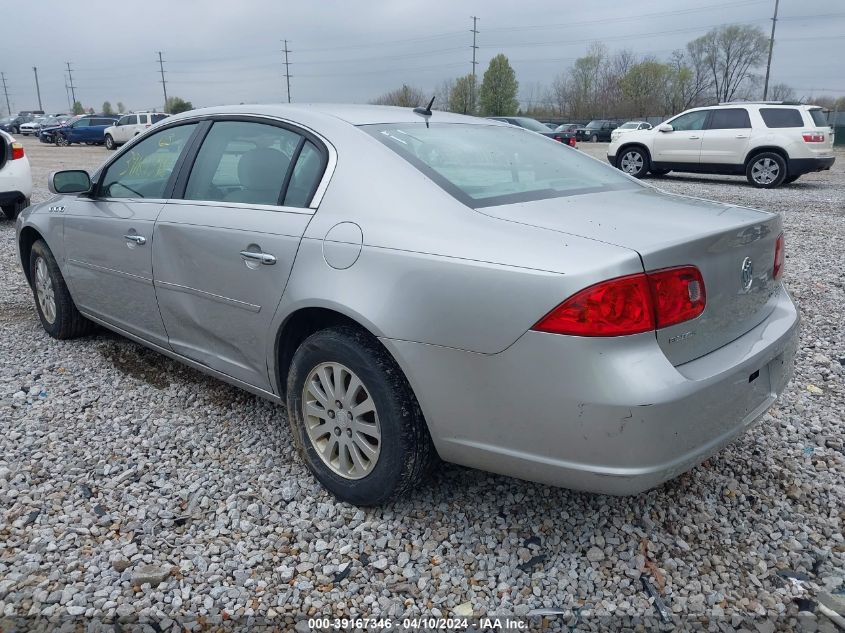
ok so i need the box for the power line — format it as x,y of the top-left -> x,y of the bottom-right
282,39 -> 292,103
1,73 -> 10,115
157,51 -> 169,112
66,62 -> 77,106
762,0 -> 780,100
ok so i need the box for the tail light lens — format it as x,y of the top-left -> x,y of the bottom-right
11,143 -> 24,160
773,233 -> 785,280
802,132 -> 825,143
533,266 -> 706,337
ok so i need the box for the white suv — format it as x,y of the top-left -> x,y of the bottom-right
104,112 -> 169,150
607,102 -> 835,188
0,130 -> 32,220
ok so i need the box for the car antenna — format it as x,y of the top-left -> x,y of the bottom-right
413,96 -> 436,123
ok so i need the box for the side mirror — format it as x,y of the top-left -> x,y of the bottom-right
49,170 -> 92,195
657,123 -> 673,133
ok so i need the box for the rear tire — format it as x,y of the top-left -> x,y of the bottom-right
746,152 -> 786,188
29,240 -> 95,339
590,134 -> 599,143
1,197 -> 29,221
616,147 -> 649,179
286,326 -> 435,505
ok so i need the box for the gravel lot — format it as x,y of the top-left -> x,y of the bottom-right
1,136 -> 843,631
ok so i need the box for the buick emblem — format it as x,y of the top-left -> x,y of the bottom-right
740,257 -> 753,291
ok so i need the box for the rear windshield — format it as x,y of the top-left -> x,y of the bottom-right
363,123 -> 637,208
809,109 -> 829,127
515,118 -> 552,133
759,108 -> 804,128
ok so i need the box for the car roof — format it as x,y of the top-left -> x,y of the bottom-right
168,103 -> 499,127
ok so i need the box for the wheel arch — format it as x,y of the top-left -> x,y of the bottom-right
615,142 -> 652,167
18,225 -> 44,286
744,146 -> 789,168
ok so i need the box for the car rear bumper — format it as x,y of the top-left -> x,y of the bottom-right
788,156 -> 835,175
384,285 -> 799,495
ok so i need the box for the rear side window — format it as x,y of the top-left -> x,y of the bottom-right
184,120 -> 301,206
707,108 -> 751,129
809,109 -> 829,127
283,141 -> 325,207
759,108 -> 804,128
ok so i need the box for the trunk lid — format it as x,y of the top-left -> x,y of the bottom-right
481,187 -> 783,365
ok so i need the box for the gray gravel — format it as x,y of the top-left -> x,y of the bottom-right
1,137 -> 843,630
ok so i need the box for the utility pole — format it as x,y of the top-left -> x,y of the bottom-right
157,51 -> 169,112
1,73 -> 10,116
64,78 -> 72,111
470,16 -> 479,113
762,0 -> 779,100
282,40 -> 292,103
66,62 -> 77,108
33,67 -> 43,111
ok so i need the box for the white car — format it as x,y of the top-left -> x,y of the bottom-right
610,121 -> 652,142
0,130 -> 32,220
104,112 -> 169,150
607,102 -> 835,188
19,117 -> 46,136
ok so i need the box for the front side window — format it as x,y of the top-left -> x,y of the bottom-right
669,111 -> 708,131
184,121 -> 301,205
759,108 -> 804,128
100,123 -> 198,199
707,108 -> 751,129
364,123 -> 638,208
117,116 -> 129,126
73,119 -> 91,128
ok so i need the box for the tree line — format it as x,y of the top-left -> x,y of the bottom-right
372,24 -> 844,120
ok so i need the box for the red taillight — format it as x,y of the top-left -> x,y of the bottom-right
802,132 -> 825,143
647,266 -> 706,329
568,137 -> 577,147
533,266 -> 706,337
11,143 -> 24,160
773,233 -> 785,280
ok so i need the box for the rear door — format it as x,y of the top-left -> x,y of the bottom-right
152,118 -> 328,390
652,110 -> 708,164
62,122 -> 200,346
700,107 -> 752,165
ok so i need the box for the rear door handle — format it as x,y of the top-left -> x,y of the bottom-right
240,251 -> 277,265
124,234 -> 146,245
735,134 -> 749,138
688,135 -> 701,139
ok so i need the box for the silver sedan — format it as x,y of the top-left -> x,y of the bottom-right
15,104 -> 799,505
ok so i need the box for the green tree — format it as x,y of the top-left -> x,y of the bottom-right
370,84 -> 426,107
479,54 -> 519,116
165,96 -> 193,114
620,60 -> 671,116
448,74 -> 476,114
116,102 -> 126,114
102,101 -> 113,115
72,101 -> 84,115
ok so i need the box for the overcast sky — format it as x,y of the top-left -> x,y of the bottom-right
1,0 -> 842,114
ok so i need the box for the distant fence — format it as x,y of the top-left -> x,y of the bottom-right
835,127 -> 843,146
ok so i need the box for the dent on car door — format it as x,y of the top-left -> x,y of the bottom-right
152,119 -> 326,391
62,123 -> 199,345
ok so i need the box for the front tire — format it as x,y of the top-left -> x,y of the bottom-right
746,152 -> 786,188
590,134 -> 599,143
286,326 -> 435,505
56,134 -> 70,147
616,147 -> 649,178
29,240 -> 95,339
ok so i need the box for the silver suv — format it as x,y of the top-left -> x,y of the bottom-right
607,102 -> 835,188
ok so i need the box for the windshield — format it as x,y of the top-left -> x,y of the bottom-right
516,118 -> 552,133
620,122 -> 638,129
585,120 -> 604,129
363,122 -> 638,208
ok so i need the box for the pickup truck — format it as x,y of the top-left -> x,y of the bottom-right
51,115 -> 119,146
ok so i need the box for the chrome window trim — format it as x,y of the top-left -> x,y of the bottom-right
162,198 -> 315,216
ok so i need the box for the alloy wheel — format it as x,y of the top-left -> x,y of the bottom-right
620,151 -> 644,175
302,362 -> 381,480
34,257 -> 57,324
751,158 -> 779,185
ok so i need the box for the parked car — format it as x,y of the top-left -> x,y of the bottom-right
610,121 -> 652,142
488,116 -> 577,146
0,129 -> 32,220
553,123 -> 580,134
19,116 -> 47,136
575,120 -> 619,142
607,102 -> 835,187
53,115 -> 119,146
0,114 -> 34,135
104,112 -> 169,149
17,104 -> 798,505
39,115 -> 80,144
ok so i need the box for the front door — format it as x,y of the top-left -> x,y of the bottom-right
62,122 -> 199,345
152,119 -> 327,390
651,110 -> 709,164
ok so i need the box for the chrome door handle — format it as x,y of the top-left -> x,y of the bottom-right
240,251 -> 276,265
688,135 -> 701,139
735,134 -> 749,138
124,234 -> 146,245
